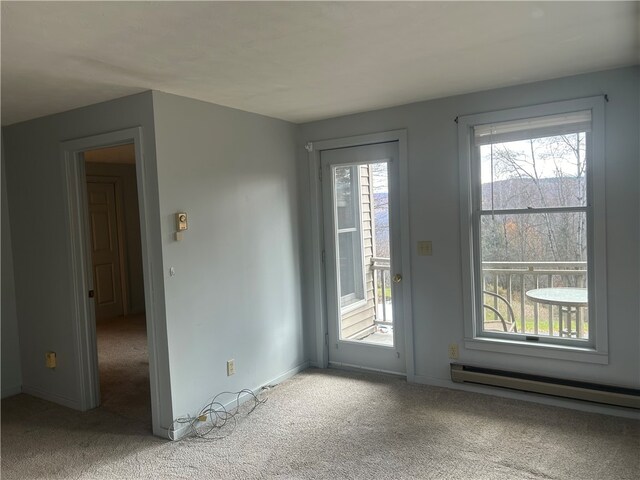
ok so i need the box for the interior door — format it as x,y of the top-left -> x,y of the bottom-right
87,181 -> 124,320
322,141 -> 406,374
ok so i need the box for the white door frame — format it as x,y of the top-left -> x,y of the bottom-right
307,130 -> 415,380
60,127 -> 169,436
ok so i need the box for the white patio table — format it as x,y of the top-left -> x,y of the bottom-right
525,287 -> 588,338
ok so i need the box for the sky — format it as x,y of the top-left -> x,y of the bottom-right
480,133 -> 586,185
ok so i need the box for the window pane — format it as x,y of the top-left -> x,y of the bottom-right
481,212 -> 587,263
335,166 -> 356,229
338,232 -> 356,298
480,133 -> 587,210
480,212 -> 588,339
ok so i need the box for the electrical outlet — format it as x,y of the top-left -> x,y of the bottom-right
448,343 -> 459,360
46,351 -> 57,369
227,359 -> 235,376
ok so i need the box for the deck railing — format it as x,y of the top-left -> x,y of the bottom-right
482,261 -> 588,338
370,259 -> 588,338
371,257 -> 392,325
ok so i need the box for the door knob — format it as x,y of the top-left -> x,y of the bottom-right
393,274 -> 402,283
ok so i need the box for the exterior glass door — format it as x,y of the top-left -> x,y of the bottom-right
322,141 -> 405,374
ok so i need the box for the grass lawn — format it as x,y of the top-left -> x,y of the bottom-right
483,293 -> 589,338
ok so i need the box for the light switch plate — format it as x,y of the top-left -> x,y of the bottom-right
46,351 -> 57,369
418,240 -> 433,256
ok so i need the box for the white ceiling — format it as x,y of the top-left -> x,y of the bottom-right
2,2 -> 638,126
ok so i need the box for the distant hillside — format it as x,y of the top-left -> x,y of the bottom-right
480,176 -> 587,263
481,176 -> 585,210
371,177 -> 584,259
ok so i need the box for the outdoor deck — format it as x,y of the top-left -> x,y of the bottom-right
344,260 -> 589,346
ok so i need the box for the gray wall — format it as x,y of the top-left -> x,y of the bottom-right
85,162 -> 145,314
1,134 -> 22,397
300,66 -> 640,388
151,92 -> 305,419
1,93 -> 173,432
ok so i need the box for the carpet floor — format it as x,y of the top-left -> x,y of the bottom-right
95,314 -> 152,425
2,367 -> 639,479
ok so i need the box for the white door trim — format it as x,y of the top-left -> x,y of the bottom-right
60,127 -> 170,436
306,130 -> 415,380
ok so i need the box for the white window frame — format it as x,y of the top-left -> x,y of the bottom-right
458,96 -> 608,364
333,164 -> 367,313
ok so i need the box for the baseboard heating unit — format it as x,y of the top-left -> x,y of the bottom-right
450,363 -> 640,409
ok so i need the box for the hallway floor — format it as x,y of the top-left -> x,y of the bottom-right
96,313 -> 151,425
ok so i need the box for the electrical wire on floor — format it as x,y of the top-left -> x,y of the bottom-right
168,387 -> 269,441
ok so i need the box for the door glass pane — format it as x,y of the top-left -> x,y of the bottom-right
334,162 -> 393,346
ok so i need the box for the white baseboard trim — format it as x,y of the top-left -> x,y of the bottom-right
169,361 -> 310,441
264,361 -> 310,387
22,385 -> 81,410
153,425 -> 172,439
1,384 -> 22,399
412,374 -> 640,420
328,362 -> 406,377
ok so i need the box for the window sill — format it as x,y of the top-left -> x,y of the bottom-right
464,337 -> 609,364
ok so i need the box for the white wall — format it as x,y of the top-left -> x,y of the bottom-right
1,134 -> 23,398
300,67 -> 640,389
2,93 -> 173,433
151,92 -> 306,419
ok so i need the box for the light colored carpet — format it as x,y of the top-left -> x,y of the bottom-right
2,368 -> 638,479
95,314 -> 152,425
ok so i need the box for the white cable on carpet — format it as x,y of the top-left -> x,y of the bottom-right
169,388 -> 268,441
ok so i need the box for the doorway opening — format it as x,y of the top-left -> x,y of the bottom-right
82,144 -> 151,425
